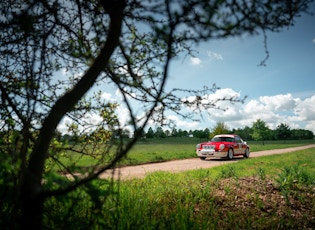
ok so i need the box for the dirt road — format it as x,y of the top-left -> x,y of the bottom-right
99,144 -> 315,180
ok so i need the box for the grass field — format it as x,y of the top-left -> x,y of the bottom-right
45,138 -> 315,229
59,137 -> 315,168
48,145 -> 315,229
112,148 -> 315,229
118,137 -> 315,166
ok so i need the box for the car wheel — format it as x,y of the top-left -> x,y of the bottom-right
200,157 -> 206,160
227,148 -> 233,160
244,148 -> 250,158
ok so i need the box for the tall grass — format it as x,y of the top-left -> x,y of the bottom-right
44,147 -> 315,229
112,148 -> 315,229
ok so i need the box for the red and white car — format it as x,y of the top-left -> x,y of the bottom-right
196,134 -> 250,160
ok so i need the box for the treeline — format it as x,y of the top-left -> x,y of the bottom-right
55,119 -> 314,143
144,119 -> 314,142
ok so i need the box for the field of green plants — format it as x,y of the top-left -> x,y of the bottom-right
118,137 -> 315,166
58,137 -> 315,168
43,138 -> 315,229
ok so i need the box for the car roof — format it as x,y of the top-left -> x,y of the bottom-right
214,134 -> 238,138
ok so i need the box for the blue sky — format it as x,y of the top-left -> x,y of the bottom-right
58,3 -> 315,135
162,3 -> 315,134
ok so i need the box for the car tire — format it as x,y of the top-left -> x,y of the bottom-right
200,157 -> 206,160
244,148 -> 250,158
227,148 -> 233,160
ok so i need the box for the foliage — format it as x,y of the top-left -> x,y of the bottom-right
251,119 -> 271,144
291,128 -> 314,140
146,127 -> 155,138
142,120 -> 313,141
0,0 -> 313,228
209,121 -> 230,139
232,126 -> 252,140
275,123 -> 291,141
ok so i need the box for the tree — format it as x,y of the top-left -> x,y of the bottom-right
193,128 -> 211,139
171,127 -> 178,137
0,0 -> 312,228
164,129 -> 171,137
291,129 -> 314,140
155,126 -> 166,138
233,126 -> 253,141
276,123 -> 291,142
203,128 -> 211,139
146,127 -> 155,138
209,121 -> 230,139
177,129 -> 185,137
251,119 -> 271,145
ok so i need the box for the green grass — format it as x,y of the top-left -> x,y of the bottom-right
44,147 -> 315,229
56,138 -> 315,169
119,138 -> 315,166
121,140 -> 198,165
109,148 -> 315,229
246,139 -> 315,151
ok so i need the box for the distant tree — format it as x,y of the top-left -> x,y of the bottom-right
291,129 -> 314,140
146,127 -> 155,138
155,127 -> 166,138
209,121 -> 230,139
204,128 -> 211,139
164,129 -> 171,137
193,128 -> 211,139
251,119 -> 271,145
182,130 -> 189,137
192,130 -> 203,138
177,129 -> 184,137
275,123 -> 291,141
188,130 -> 193,136
1,0 -> 311,228
233,126 -> 253,140
171,128 -> 178,137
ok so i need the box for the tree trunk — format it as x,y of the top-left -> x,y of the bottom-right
17,1 -> 126,228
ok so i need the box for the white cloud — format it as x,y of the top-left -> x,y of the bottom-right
116,104 -> 131,127
115,88 -> 137,101
312,38 -> 315,43
203,88 -> 243,119
207,50 -> 223,61
207,88 -> 240,100
293,95 -> 315,121
188,50 -> 223,66
61,68 -> 83,80
57,117 -> 72,134
101,92 -> 115,101
57,112 -> 103,134
259,94 -> 296,111
190,57 -> 202,65
178,90 -> 315,134
57,88 -> 315,135
305,120 -> 315,132
167,115 -> 199,129
182,88 -> 241,111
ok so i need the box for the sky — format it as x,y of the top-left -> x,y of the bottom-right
58,2 -> 315,135
162,2 -> 315,134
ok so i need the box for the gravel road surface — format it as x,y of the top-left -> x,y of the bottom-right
99,144 -> 315,180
